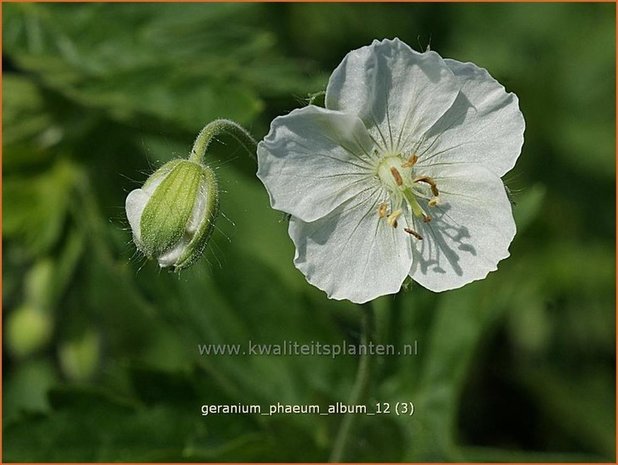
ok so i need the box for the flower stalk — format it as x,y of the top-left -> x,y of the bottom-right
189,118 -> 257,164
329,303 -> 375,462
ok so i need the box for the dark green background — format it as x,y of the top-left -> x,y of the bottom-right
3,2 -> 615,462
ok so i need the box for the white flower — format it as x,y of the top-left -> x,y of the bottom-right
257,38 -> 525,303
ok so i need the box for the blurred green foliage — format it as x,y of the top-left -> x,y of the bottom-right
3,3 -> 615,462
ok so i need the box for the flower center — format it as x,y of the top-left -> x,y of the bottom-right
375,153 -> 441,238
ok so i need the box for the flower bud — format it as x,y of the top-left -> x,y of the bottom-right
125,159 -> 218,271
6,305 -> 53,358
58,330 -> 101,382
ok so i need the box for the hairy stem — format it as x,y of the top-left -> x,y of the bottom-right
189,118 -> 257,164
329,303 -> 375,462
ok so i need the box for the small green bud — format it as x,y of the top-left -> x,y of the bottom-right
58,330 -> 101,382
125,159 -> 218,271
6,305 -> 53,358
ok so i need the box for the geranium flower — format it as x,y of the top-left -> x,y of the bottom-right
257,38 -> 525,303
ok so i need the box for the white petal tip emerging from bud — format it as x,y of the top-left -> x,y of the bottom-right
157,236 -> 190,268
125,189 -> 149,244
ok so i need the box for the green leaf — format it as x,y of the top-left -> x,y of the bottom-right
5,386 -> 192,461
4,359 -> 58,421
3,158 -> 76,255
3,74 -> 58,151
3,3 -> 318,132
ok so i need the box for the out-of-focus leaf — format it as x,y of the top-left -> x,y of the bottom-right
379,267 -> 530,461
511,184 -> 546,232
4,369 -> 282,461
4,360 -> 58,421
461,446 -> 604,462
556,117 -> 615,179
3,158 -> 76,255
517,366 -> 615,459
128,364 -> 199,406
3,74 -> 61,153
5,386 -> 193,461
3,3 -> 320,133
406,287 -> 505,460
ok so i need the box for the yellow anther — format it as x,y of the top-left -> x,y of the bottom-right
390,167 -> 403,186
387,209 -> 402,228
377,203 -> 388,218
402,154 -> 418,168
428,197 -> 440,207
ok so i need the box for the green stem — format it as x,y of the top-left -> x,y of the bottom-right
329,303 -> 375,463
383,293 -> 403,378
189,118 -> 258,164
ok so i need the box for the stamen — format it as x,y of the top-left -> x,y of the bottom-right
404,227 -> 423,240
377,203 -> 388,218
414,175 -> 439,197
390,167 -> 403,186
402,153 -> 418,168
387,209 -> 402,228
423,214 -> 432,223
428,197 -> 440,207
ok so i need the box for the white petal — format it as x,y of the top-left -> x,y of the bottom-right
289,188 -> 413,303
125,177 -> 166,243
186,186 -> 207,235
325,38 -> 460,154
157,236 -> 189,267
257,105 -> 377,222
125,188 -> 149,243
415,59 -> 525,177
409,164 -> 515,292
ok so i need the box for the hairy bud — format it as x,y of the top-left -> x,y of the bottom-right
125,159 -> 218,271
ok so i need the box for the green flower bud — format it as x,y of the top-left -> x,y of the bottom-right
58,330 -> 101,382
125,159 -> 218,271
6,305 -> 53,358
